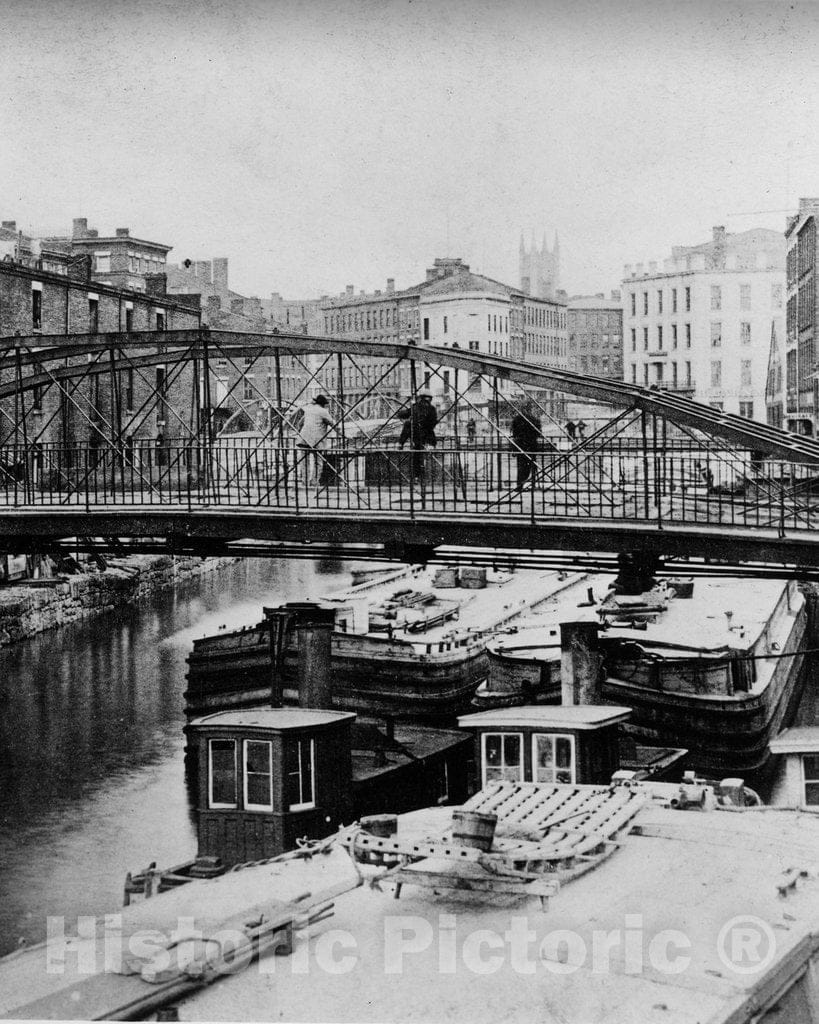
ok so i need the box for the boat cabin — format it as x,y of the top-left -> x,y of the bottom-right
188,708 -> 473,869
190,708 -> 356,867
769,726 -> 819,809
458,705 -> 632,788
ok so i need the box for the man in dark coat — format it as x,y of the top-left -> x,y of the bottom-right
398,391 -> 438,483
511,401 -> 542,489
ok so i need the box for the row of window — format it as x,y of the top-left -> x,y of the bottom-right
631,323 -> 692,351
628,359 -> 754,391
630,286 -> 691,317
325,307 -> 417,334
483,732 -> 575,787
631,361 -> 692,387
209,737 -> 315,813
525,306 -> 565,329
30,286 -> 165,332
91,253 -> 166,275
629,283 -> 782,317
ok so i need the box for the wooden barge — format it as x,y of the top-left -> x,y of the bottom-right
184,567 -> 583,719
480,576 -> 814,780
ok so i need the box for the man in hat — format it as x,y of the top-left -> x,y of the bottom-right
398,390 -> 438,484
297,394 -> 334,486
511,401 -> 543,490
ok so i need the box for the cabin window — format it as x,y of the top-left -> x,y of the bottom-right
532,734 -> 575,785
803,755 -> 819,805
286,738 -> 315,811
244,739 -> 273,811
209,739 -> 237,808
482,733 -> 523,786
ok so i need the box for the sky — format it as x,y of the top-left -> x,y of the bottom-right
2,0 -> 819,301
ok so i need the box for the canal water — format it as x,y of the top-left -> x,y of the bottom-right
0,557 -> 354,957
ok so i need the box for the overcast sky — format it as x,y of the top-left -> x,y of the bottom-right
1,0 -> 818,301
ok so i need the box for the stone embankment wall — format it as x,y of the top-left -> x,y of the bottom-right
0,555 -> 235,646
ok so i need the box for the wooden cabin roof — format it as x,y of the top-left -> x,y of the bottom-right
189,708 -> 356,731
458,705 -> 632,731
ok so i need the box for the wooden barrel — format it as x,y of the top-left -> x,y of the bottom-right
451,810 -> 498,851
459,567 -> 487,589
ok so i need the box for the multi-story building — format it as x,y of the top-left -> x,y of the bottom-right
265,292 -> 324,335
622,226 -> 785,422
320,257 -> 568,421
782,198 -> 819,435
38,218 -> 172,293
567,293 -> 624,379
0,255 -> 200,447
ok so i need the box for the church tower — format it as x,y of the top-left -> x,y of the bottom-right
519,230 -> 560,300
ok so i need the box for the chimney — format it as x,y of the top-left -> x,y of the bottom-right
287,604 -> 336,709
115,227 -> 130,237
386,278 -> 395,293
712,225 -> 727,270
87,229 -> 99,238
346,284 -> 354,296
560,620 -> 603,706
72,218 -> 88,238
212,257 -> 228,291
1,221 -> 16,232
521,275 -> 531,294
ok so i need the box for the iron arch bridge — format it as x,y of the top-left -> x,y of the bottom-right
3,328 -> 819,576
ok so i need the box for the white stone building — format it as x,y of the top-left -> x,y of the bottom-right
622,226 -> 785,421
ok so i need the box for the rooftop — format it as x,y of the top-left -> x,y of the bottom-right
770,726 -> 819,755
189,707 -> 356,730
458,705 -> 632,730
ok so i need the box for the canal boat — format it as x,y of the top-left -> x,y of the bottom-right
479,574 -> 812,780
184,566 -> 584,718
9,769 -> 819,1022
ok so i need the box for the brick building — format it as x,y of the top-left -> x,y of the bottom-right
0,257 -> 201,448
38,218 -> 172,293
622,226 -> 785,421
779,198 -> 819,435
318,257 -> 568,419
567,293 -> 623,379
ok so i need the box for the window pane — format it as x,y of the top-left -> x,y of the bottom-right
803,755 -> 819,781
247,772 -> 271,806
210,740 -> 236,806
805,782 -> 819,806
485,735 -> 501,766
504,734 -> 521,765
536,735 -> 554,768
246,740 -> 270,774
555,737 -> 573,769
301,741 -> 313,803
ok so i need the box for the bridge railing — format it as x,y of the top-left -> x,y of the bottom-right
1,440 -> 818,534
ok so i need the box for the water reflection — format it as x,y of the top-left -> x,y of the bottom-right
0,557 -> 352,955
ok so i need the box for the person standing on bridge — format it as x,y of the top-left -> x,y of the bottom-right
398,390 -> 438,487
511,401 -> 543,490
297,394 -> 334,487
